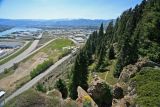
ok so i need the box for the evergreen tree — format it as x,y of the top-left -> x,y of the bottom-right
108,45 -> 115,60
114,8 -> 140,77
55,79 -> 68,99
105,21 -> 114,43
96,23 -> 104,58
99,23 -> 104,37
69,50 -> 89,100
96,21 -> 114,72
70,0 -> 160,101
96,46 -> 107,72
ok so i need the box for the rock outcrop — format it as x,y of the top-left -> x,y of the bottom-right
113,59 -> 160,107
113,83 -> 124,99
76,86 -> 98,107
87,75 -> 113,107
119,58 -> 160,82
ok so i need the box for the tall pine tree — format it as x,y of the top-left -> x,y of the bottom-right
69,50 -> 89,99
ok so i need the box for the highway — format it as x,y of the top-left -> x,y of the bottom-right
69,38 -> 80,46
0,36 -> 80,73
1,54 -> 73,105
0,33 -> 42,73
0,37 -> 79,106
0,41 -> 30,63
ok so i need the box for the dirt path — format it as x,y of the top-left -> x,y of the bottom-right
0,52 -> 48,91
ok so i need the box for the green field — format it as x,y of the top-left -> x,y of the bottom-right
37,38 -> 75,60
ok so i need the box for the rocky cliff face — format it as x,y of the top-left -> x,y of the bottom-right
119,58 -> 160,83
112,58 -> 160,107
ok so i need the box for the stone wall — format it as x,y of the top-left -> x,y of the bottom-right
36,55 -> 76,90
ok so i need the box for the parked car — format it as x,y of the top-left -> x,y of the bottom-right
0,91 -> 5,98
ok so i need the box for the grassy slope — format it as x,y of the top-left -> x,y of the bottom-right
41,38 -> 74,59
4,89 -> 77,107
25,38 -> 75,62
4,89 -> 59,107
19,38 -> 75,88
88,60 -> 118,85
132,67 -> 160,107
104,60 -> 118,85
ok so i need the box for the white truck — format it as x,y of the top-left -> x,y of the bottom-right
0,91 -> 5,98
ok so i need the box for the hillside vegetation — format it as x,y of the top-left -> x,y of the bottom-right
0,38 -> 74,95
3,0 -> 160,107
133,67 -> 160,107
69,0 -> 160,106
4,89 -> 77,107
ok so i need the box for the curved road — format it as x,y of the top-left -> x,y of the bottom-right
0,33 -> 42,73
0,37 -> 79,106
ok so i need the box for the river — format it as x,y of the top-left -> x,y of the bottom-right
0,27 -> 40,37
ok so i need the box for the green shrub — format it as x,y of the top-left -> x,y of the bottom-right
58,49 -> 71,60
4,68 -> 9,74
13,63 -> 18,70
36,83 -> 46,93
113,60 -> 123,78
30,59 -> 53,79
55,79 -> 68,99
108,45 -> 115,60
133,67 -> 160,107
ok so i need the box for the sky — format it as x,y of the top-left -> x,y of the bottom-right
0,0 -> 142,20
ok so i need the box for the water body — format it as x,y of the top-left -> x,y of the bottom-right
0,27 -> 40,37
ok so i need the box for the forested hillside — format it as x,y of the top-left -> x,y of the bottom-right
3,0 -> 160,107
69,0 -> 160,106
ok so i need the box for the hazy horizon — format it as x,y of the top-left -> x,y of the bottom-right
0,0 -> 142,20
0,18 -> 113,20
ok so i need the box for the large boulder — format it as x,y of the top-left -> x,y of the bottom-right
47,89 -> 62,99
76,86 -> 98,107
87,76 -> 113,107
113,84 -> 124,99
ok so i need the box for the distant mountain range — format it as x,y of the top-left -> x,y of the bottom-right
0,19 -> 114,27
